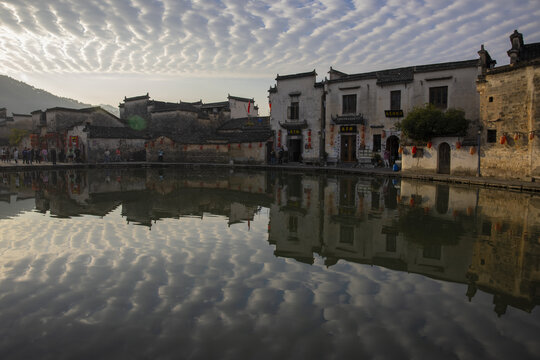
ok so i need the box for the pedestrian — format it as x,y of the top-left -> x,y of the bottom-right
0,147 -> 4,162
104,149 -> 110,163
158,149 -> 164,162
22,148 -> 28,164
278,147 -> 283,164
115,148 -> 121,162
51,148 -> 57,165
41,148 -> 48,162
59,148 -> 65,163
30,148 -> 34,164
270,149 -> 276,164
74,148 -> 81,163
67,148 -> 74,162
5,148 -> 9,163
35,148 -> 41,163
383,149 -> 390,167
13,148 -> 18,163
282,144 -> 289,163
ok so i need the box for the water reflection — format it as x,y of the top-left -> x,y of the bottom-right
1,168 -> 540,358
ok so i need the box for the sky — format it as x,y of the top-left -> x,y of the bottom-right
0,0 -> 539,115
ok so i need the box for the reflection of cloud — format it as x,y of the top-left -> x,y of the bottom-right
0,0 -> 538,78
0,209 -> 539,358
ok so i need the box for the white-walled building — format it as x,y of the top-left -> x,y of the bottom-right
325,60 -> 480,165
268,71 -> 324,164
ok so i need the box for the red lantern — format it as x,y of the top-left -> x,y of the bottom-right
411,146 -> 417,155
409,197 -> 415,206
456,141 -> 461,149
500,135 -> 507,145
469,147 -> 476,155
398,147 -> 403,154
308,130 -> 312,136
530,132 -> 535,141
427,141 -> 432,149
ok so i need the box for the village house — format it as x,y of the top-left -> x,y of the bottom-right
476,30 -> 540,180
28,106 -> 125,160
268,71 -> 325,164
327,60 -> 480,172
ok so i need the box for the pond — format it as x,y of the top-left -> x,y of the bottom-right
0,168 -> 539,359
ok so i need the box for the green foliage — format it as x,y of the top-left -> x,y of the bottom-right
9,128 -> 28,145
397,104 -> 469,142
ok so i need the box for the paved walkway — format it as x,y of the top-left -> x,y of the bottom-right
1,160 -> 539,193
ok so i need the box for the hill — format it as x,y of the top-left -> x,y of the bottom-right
0,75 -> 119,116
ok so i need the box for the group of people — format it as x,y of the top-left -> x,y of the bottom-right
270,145 -> 288,164
0,147 -> 82,165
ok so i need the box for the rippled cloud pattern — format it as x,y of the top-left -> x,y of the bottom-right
1,0 -> 539,78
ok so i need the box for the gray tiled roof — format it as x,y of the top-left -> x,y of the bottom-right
276,70 -> 317,81
86,125 -> 150,139
217,117 -> 270,131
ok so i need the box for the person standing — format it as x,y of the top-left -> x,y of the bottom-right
51,148 -> 57,165
30,148 -> 34,164
282,144 -> 289,163
41,148 -> 48,162
115,148 -> 121,162
104,149 -> 110,163
13,148 -> 18,163
383,149 -> 390,167
158,149 -> 164,162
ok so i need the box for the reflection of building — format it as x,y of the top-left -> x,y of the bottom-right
268,173 -> 322,264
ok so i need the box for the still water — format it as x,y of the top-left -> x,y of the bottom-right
0,168 -> 539,359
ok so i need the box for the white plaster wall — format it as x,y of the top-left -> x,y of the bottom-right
269,74 -> 323,161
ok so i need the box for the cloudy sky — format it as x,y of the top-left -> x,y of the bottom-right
1,0 -> 539,115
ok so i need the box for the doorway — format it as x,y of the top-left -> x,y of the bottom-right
438,142 -> 451,174
385,135 -> 399,165
288,138 -> 302,162
340,135 -> 357,162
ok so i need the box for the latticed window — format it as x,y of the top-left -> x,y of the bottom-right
342,94 -> 356,114
390,90 -> 401,110
429,86 -> 448,109
287,102 -> 299,120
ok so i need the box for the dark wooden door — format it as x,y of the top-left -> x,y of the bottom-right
438,142 -> 451,174
341,135 -> 357,162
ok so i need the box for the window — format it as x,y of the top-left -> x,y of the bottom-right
373,134 -> 381,152
423,244 -> 441,260
487,129 -> 497,143
340,225 -> 354,244
390,90 -> 401,110
429,86 -> 448,109
386,233 -> 397,252
342,94 -> 356,114
287,102 -> 299,120
288,216 -> 298,233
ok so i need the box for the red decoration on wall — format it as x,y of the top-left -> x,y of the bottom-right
514,133 -> 520,141
530,132 -> 535,141
398,146 -> 403,154
382,130 -> 386,138
238,143 -> 241,148
469,147 -> 476,155
259,142 -> 262,147
227,143 -> 231,149
456,141 -> 461,149
249,143 -> 252,148
500,135 -> 507,145
427,141 -> 432,149
411,146 -> 417,155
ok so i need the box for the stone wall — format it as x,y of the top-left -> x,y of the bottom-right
477,64 -> 540,179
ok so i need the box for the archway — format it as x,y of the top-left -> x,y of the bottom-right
438,142 -> 451,174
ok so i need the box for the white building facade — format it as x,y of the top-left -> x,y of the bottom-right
268,71 -> 324,164
325,60 -> 480,166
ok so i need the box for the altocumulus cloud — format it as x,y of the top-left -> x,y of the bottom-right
0,0 -> 539,78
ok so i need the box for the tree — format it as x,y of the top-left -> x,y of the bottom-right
9,128 -> 28,146
397,104 -> 469,142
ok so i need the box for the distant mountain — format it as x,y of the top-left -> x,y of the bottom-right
0,75 -> 119,116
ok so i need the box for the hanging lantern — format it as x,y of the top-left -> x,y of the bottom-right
411,146 -> 417,155
500,135 -> 507,145
398,146 -> 403,154
469,146 -> 476,155
456,141 -> 461,149
427,141 -> 432,149
409,197 -> 415,206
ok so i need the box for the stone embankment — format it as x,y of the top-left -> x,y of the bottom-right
1,161 -> 540,193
